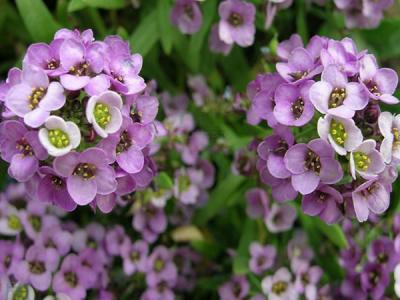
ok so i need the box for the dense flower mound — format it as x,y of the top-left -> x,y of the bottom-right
0,183 -> 211,300
248,34 -> 400,223
0,29 -> 159,212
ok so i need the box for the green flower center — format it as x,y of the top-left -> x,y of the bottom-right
393,128 -> 400,147
330,119 -> 347,146
8,214 -> 22,230
48,129 -> 70,148
12,285 -> 28,300
28,215 -> 42,232
65,271 -> 78,287
94,103 -> 111,129
353,152 -> 370,171
329,87 -> 346,108
154,258 -> 165,272
28,87 -> 45,110
130,251 -> 140,262
178,175 -> 191,192
271,281 -> 288,295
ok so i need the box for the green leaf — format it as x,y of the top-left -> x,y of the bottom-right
296,0 -> 308,41
130,10 -> 160,57
314,218 -> 348,249
68,0 -> 86,12
233,219 -> 257,274
16,0 -> 61,42
187,0 -> 217,71
82,0 -> 126,9
154,172 -> 173,190
219,48 -> 250,91
157,0 -> 174,55
194,174 -> 246,225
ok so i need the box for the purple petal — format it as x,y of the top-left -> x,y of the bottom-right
67,176 -> 97,205
292,172 -> 320,195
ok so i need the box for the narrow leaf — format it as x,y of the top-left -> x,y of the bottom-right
233,219 -> 257,274
82,0 -> 126,9
130,10 -> 160,57
157,0 -> 174,55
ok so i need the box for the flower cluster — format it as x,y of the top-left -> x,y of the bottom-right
248,34 -> 399,223
333,0 -> 393,29
218,230 -> 331,300
0,29 -> 158,212
0,183 -> 207,300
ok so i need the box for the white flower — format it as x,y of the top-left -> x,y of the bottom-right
38,116 -> 81,157
7,284 -> 35,300
378,111 -> 400,163
317,114 -> 363,156
0,204 -> 22,236
86,90 -> 123,138
43,293 -> 71,300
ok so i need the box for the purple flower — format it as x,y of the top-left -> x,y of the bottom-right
293,260 -> 323,298
53,148 -> 117,205
273,81 -> 315,127
0,241 -> 24,276
133,203 -> 167,243
98,117 -> 153,174
0,120 -> 47,182
86,91 -> 123,138
126,94 -> 159,125
317,115 -> 363,156
146,246 -> 177,287
352,179 -> 390,222
249,242 -> 276,275
349,139 -> 385,180
287,231 -> 314,263
209,24 -> 233,55
360,262 -> 389,300
378,111 -> 400,163
245,188 -> 269,219
36,225 -> 72,256
5,66 -> 66,128
0,67 -> 21,104
171,0 -> 203,34
262,267 -> 298,300
37,166 -> 77,211
284,138 -> 343,195
14,245 -> 59,291
340,240 -> 362,270
121,240 -> 148,275
276,48 -> 322,84
23,39 -> 64,76
368,237 -> 399,271
359,54 -> 399,104
104,225 -> 128,256
340,273 -> 367,299
277,34 -> 303,61
53,254 -> 92,300
218,276 -> 249,300
302,184 -> 343,224
310,64 -> 367,118
265,203 -> 297,233
59,38 -> 105,91
320,39 -> 358,76
173,168 -> 200,205
218,0 -> 256,47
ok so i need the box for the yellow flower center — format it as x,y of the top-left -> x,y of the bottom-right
353,152 -> 370,171
330,119 -> 347,146
48,129 -> 70,148
28,87 -> 45,110
94,103 -> 111,129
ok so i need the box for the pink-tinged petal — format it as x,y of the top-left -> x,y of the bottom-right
60,74 -> 90,91
277,34 -> 303,61
22,66 -> 49,87
343,123 -> 363,151
328,134 -> 347,156
267,155 -> 290,179
344,82 -> 368,110
350,152 -> 357,180
9,154 -> 38,182
117,147 -> 144,174
271,179 -> 298,202
5,83 -> 32,117
359,54 -> 378,82
302,194 -> 324,216
374,68 -> 398,94
219,21 -> 234,44
319,198 -> 341,224
0,120 -> 27,141
327,105 -> 354,118
317,116 -> 330,141
352,192 -> 369,222
24,43 -> 51,67
380,94 -> 399,104
368,183 -> 389,214
308,138 -> 335,158
100,91 -> 123,108
378,111 -> 393,137
124,75 -> 146,95
321,64 -> 347,87
24,108 -> 50,128
291,172 -> 320,195
284,143 -> 308,174
67,176 -> 97,205
105,106 -> 123,135
116,175 -> 136,195
319,158 -> 343,184
289,48 -> 313,71
39,82 -> 66,111
128,123 -> 153,149
380,138 -> 393,164
96,193 -> 116,213
31,272 -> 51,291
356,139 -> 376,153
86,42 -> 104,73
80,148 -> 108,166
60,39 -> 85,70
309,81 -> 332,114
231,24 -> 255,47
85,75 -> 110,96
53,152 -> 79,177
95,167 -> 117,195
